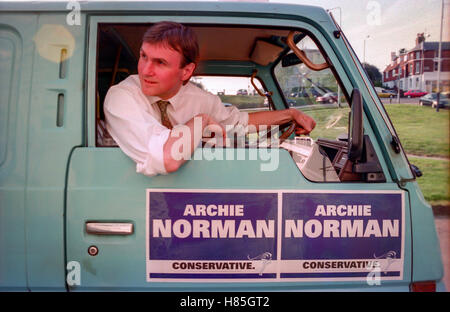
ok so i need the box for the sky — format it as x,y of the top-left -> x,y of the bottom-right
5,0 -> 448,85
222,0 -> 450,71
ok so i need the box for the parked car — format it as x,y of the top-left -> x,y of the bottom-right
404,90 -> 428,98
289,90 -> 309,98
310,88 -> 321,97
419,93 -> 450,108
237,89 -> 248,95
376,87 -> 396,98
287,99 -> 296,107
316,92 -> 338,103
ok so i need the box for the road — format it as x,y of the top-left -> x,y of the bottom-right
434,208 -> 450,291
380,97 -> 420,105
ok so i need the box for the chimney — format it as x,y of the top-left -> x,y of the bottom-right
391,52 -> 397,61
416,33 -> 425,46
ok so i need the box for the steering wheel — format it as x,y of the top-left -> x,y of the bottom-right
202,121 -> 296,148
250,121 -> 296,148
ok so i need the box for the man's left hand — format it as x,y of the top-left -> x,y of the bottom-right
289,108 -> 316,135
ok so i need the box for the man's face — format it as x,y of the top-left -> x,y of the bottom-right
138,42 -> 195,99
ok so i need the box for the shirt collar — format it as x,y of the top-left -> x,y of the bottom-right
146,83 -> 188,110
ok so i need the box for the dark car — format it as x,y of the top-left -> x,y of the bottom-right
316,92 -> 338,104
419,93 -> 449,108
289,90 -> 309,98
287,99 -> 296,107
310,88 -> 321,97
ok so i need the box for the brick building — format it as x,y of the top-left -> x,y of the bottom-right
382,33 -> 450,93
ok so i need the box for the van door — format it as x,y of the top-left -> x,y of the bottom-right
66,146 -> 410,291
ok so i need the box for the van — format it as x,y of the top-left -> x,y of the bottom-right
0,1 -> 444,292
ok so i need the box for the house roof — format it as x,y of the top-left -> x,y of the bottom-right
383,41 -> 450,72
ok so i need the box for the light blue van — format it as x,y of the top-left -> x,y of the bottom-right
0,1 -> 444,292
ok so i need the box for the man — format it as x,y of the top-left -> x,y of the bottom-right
104,21 -> 315,176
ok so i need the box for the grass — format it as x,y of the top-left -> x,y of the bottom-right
409,157 -> 450,205
298,104 -> 450,206
384,104 -> 449,158
301,106 -> 350,141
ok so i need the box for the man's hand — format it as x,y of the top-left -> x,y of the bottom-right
288,108 -> 316,135
199,114 -> 227,143
248,108 -> 316,135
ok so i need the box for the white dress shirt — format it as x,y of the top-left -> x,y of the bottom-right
104,75 -> 249,176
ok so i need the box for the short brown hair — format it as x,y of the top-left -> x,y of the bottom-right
142,21 -> 199,68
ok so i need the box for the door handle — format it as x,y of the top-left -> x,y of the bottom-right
86,222 -> 134,235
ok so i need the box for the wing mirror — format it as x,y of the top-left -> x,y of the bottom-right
348,88 -> 363,161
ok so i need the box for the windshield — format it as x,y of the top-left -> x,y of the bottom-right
274,35 -> 348,141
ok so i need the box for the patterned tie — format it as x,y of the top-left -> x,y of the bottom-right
156,100 -> 173,129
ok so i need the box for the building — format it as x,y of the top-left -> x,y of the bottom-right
382,33 -> 450,93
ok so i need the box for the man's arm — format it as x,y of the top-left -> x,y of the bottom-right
163,114 -> 225,173
248,108 -> 316,135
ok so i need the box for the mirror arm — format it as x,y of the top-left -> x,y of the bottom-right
286,31 -> 329,71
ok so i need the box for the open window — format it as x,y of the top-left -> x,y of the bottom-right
94,24 -> 385,183
273,32 -> 385,183
192,76 -> 269,112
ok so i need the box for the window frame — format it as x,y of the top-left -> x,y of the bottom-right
192,74 -> 271,112
270,28 -> 351,110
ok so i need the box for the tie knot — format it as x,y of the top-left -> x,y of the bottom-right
156,100 -> 170,112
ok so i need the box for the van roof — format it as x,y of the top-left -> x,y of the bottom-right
0,1 -> 328,20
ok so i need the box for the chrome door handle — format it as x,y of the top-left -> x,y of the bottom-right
86,222 -> 134,235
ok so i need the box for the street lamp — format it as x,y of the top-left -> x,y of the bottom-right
436,0 -> 444,112
328,7 -> 342,28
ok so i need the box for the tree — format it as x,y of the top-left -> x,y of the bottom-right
363,63 -> 382,87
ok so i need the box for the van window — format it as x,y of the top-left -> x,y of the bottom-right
192,76 -> 269,112
93,24 -> 385,184
274,34 -> 349,142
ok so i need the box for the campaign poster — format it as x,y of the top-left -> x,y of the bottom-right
146,189 -> 404,282
281,191 -> 404,281
146,190 -> 279,282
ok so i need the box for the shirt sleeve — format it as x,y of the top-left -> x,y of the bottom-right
104,86 -> 171,176
209,95 -> 249,128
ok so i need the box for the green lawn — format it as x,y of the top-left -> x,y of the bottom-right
409,157 -> 450,205
302,106 -> 350,141
384,105 -> 449,205
299,104 -> 449,205
384,104 -> 449,158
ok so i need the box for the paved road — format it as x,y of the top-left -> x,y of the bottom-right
434,209 -> 450,291
380,97 -> 420,105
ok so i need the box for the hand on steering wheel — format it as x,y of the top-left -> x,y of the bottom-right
262,121 -> 296,147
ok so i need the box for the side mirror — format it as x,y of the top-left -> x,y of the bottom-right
348,88 -> 363,161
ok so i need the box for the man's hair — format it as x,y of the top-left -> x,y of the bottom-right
142,21 -> 199,68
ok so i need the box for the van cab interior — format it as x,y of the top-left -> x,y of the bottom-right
96,24 -> 385,183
